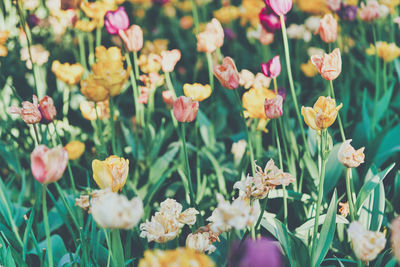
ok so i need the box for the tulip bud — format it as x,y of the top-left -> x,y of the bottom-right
31,145 -> 68,184
311,48 -> 342,81
39,96 -> 57,123
173,96 -> 199,123
92,155 -> 129,192
259,7 -> 282,33
9,95 -> 42,124
118,25 -> 143,52
261,55 -> 281,78
266,0 -> 293,16
213,57 -> 240,90
338,139 -> 365,168
264,94 -> 283,119
104,7 -> 130,35
160,49 -> 181,73
316,14 -> 337,43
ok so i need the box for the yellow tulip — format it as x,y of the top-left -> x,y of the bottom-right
139,248 -> 215,267
65,141 -> 85,160
183,83 -> 212,102
301,96 -> 342,131
92,155 -> 129,192
51,60 -> 84,86
366,41 -> 400,62
242,87 -> 275,119
300,60 -> 318,78
80,75 -> 110,102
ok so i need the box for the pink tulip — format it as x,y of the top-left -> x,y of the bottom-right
105,7 -> 130,35
261,55 -> 281,78
264,94 -> 283,119
311,48 -> 342,81
259,7 -> 282,33
119,25 -> 143,52
160,49 -> 181,73
31,145 -> 68,184
8,95 -> 42,124
138,87 -> 149,104
359,0 -> 380,21
317,14 -> 337,43
162,90 -> 174,108
39,96 -> 57,123
326,0 -> 341,11
173,96 -> 199,123
266,0 -> 293,16
213,57 -> 240,90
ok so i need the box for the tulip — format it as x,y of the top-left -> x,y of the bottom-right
311,48 -> 342,81
92,155 -> 129,192
118,24 -> 143,52
259,7 -> 282,32
266,0 -> 293,16
51,61 -> 84,86
338,139 -> 365,168
196,30 -> 218,53
80,75 -> 110,102
301,96 -> 343,131
359,0 -> 380,21
39,96 -> 57,123
243,87 -> 275,119
160,49 -> 181,73
139,248 -> 214,267
392,216 -> 400,263
205,18 -> 224,48
261,55 -> 281,78
31,145 -> 68,184
65,141 -> 85,160
337,4 -> 358,21
183,83 -> 212,102
173,96 -> 199,123
162,90 -> 174,108
317,14 -> 337,43
186,232 -> 216,254
9,95 -> 42,124
104,6 -> 129,35
326,0 -> 341,11
213,57 -> 240,90
264,94 -> 283,119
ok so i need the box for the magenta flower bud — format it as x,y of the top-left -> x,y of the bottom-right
265,94 -> 283,119
259,7 -> 281,32
173,96 -> 199,123
104,7 -> 130,35
265,0 -> 293,16
261,55 -> 281,78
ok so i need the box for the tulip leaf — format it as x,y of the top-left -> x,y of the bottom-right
324,144 -> 345,195
374,124 -> 400,167
0,141 -> 22,176
148,143 -> 179,185
33,234 -> 67,265
375,82 -> 394,123
312,189 -> 337,267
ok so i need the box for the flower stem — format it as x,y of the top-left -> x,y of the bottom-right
111,229 -> 124,267
329,80 -> 346,142
233,89 -> 255,176
95,27 -> 102,48
311,129 -> 327,257
254,197 -> 269,234
77,31 -> 88,70
109,97 -> 117,155
206,52 -> 214,91
133,52 -> 140,81
125,52 -> 142,127
346,168 -> 356,221
42,184 -> 53,267
371,25 -> 380,136
279,15 -> 309,155
165,71 -> 177,98
180,123 -> 197,207
190,0 -> 200,34
274,120 -> 287,225
33,124 -> 40,146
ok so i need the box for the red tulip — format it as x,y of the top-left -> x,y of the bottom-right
39,96 -> 57,123
214,57 -> 240,90
173,96 -> 199,123
264,94 -> 283,119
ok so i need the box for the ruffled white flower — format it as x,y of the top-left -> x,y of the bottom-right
186,232 -> 216,254
90,190 -> 143,230
234,174 -> 268,200
347,221 -> 386,262
207,194 -> 260,233
338,139 -> 365,168
260,159 -> 295,187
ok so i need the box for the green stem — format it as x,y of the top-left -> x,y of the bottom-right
311,129 -> 327,258
33,124 -> 40,146
254,197 -> 268,234
165,71 -> 177,98
329,80 -> 346,142
63,88 -> 70,124
274,120 -> 287,225
77,31 -> 88,70
279,15 -> 309,155
109,97 -> 117,155
383,61 -> 387,92
133,52 -> 140,81
371,25 -> 380,136
345,168 -> 356,221
96,27 -> 102,48
111,229 -> 124,267
125,52 -> 142,127
180,123 -> 197,207
104,229 -> 112,267
190,0 -> 200,34
206,52 -> 214,91
42,185 -> 53,267
233,90 -> 256,176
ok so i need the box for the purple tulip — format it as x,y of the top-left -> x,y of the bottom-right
278,87 -> 287,102
228,237 -> 283,267
337,4 -> 358,21
259,7 -> 282,33
104,6 -> 130,35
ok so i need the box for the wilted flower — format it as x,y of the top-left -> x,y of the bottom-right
186,232 -> 216,254
214,57 -> 240,90
140,198 -> 198,243
91,190 -> 143,229
138,248 -> 215,267
259,7 -> 281,33
92,155 -> 129,192
347,221 -> 386,262
261,55 -> 281,78
20,44 -> 50,69
253,73 -> 272,89
65,141 -> 85,160
138,87 -> 150,104
183,83 -> 212,102
39,96 -> 57,123
339,202 -> 350,217
31,145 -> 68,184
160,49 -> 181,73
80,100 -> 110,120
301,96 -> 343,131
196,30 -> 218,53
173,96 -> 199,123
264,94 -> 283,119
359,0 -> 380,21
119,24 -> 143,52
104,6 -> 129,35
266,0 -> 293,16
316,14 -> 337,43
231,139 -> 247,165
51,61 -> 84,86
242,87 -> 275,119
338,139 -> 365,168
391,216 -> 400,262
162,90 -> 175,108
9,95 -> 42,124
207,194 -> 260,232
227,237 -> 282,267
311,48 -> 342,81
366,41 -> 400,62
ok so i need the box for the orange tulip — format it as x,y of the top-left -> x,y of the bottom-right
213,57 -> 240,90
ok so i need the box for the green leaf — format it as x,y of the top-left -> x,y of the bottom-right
0,141 -> 22,176
355,163 -> 395,213
324,144 -> 345,195
374,124 -> 400,167
148,144 -> 179,185
313,190 -> 337,266
34,235 -> 67,265
375,82 -> 394,123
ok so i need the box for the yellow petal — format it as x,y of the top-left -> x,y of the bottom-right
92,159 -> 113,189
301,106 -> 320,131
